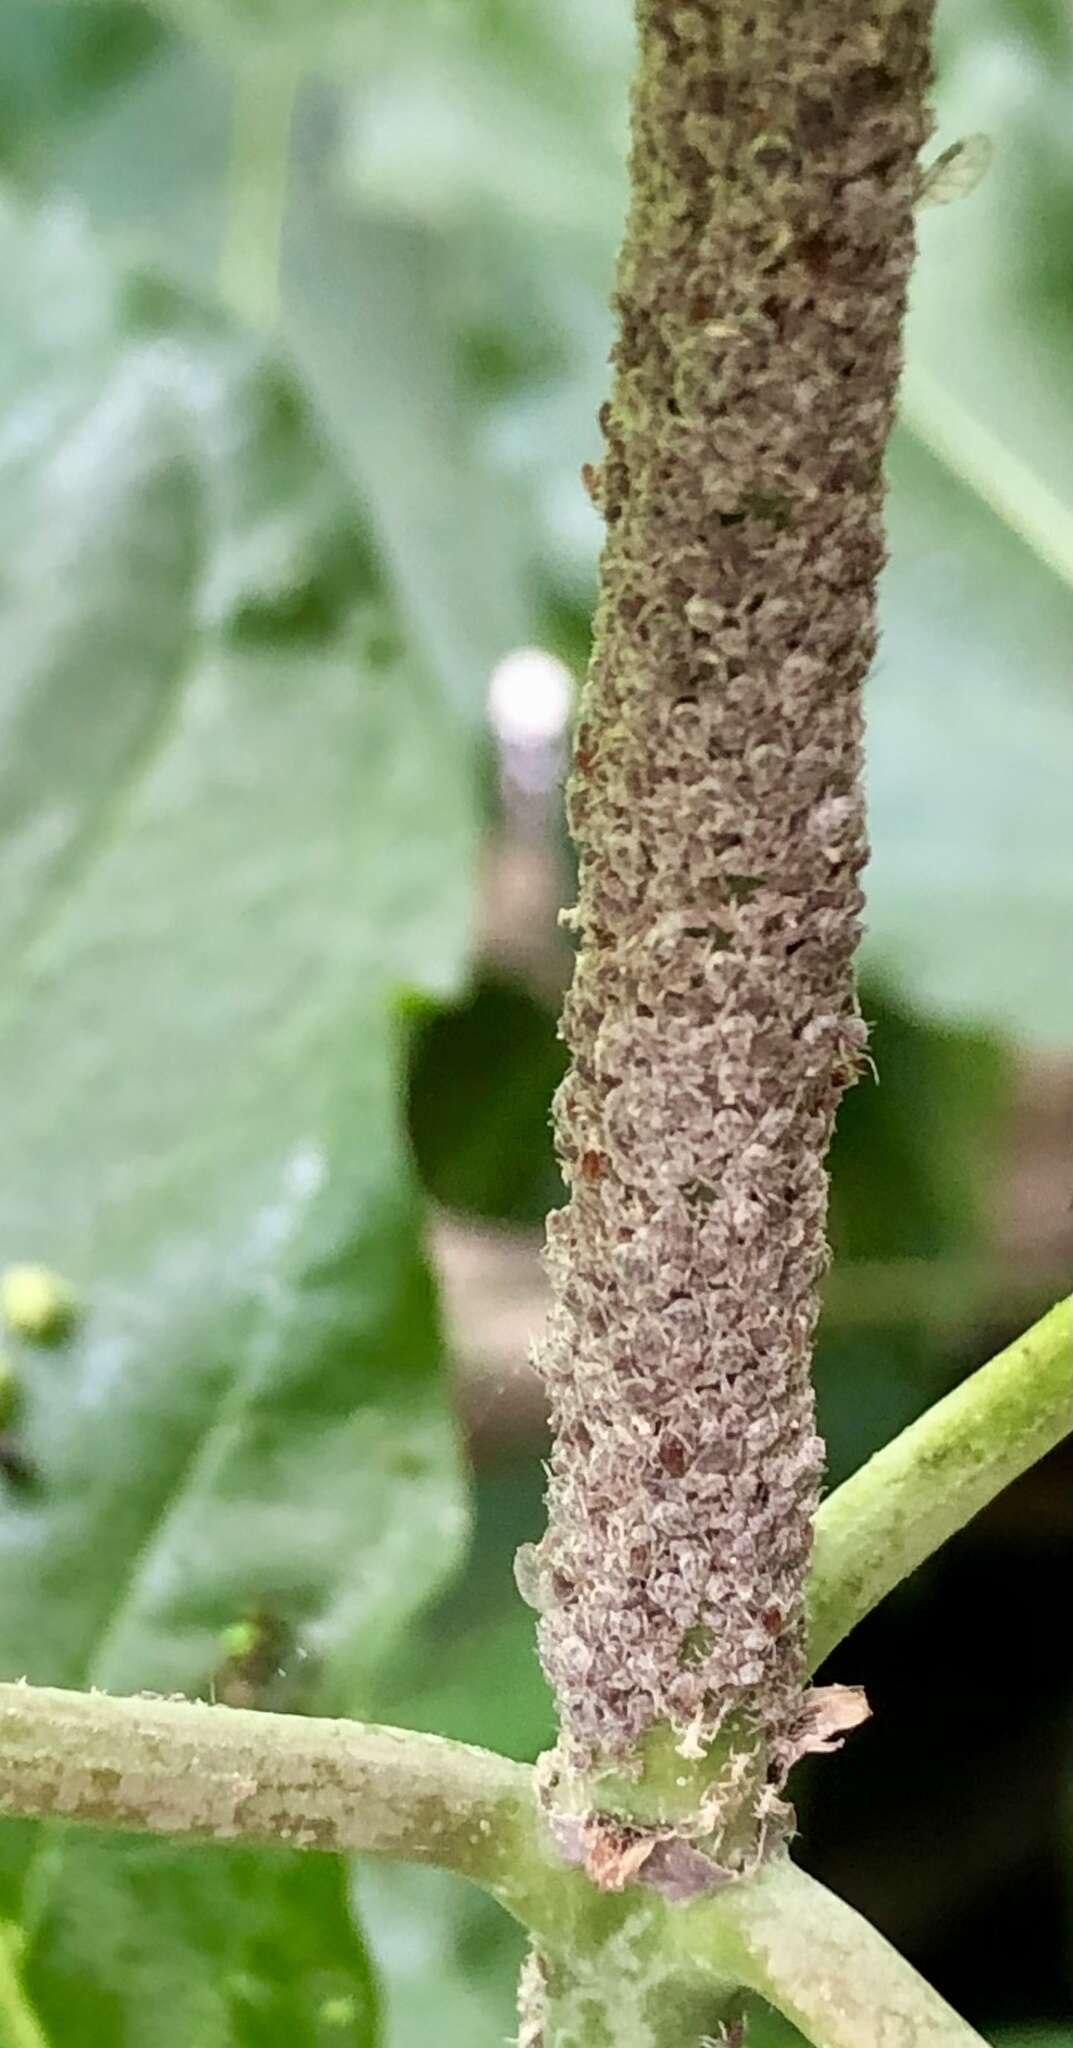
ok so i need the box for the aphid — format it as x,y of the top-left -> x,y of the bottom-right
513,1542 -> 553,1614
918,133 -> 992,209
574,723 -> 597,776
214,1608 -> 294,1708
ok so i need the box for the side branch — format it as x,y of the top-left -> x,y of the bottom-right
0,1682 -> 537,1900
807,1296 -> 1072,1669
674,1854 -> 986,2047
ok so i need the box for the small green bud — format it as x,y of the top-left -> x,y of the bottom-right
0,1354 -> 21,1430
1,1264 -> 76,1343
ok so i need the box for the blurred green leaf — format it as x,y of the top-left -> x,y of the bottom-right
907,0 -> 1072,545
407,976 -> 566,1227
0,205 -> 478,2042
46,41 -> 232,289
35,44 -> 537,725
340,38 -> 624,237
60,0 -> 358,68
744,2003 -> 810,2048
356,1863 -> 525,2048
282,107 -> 535,725
369,1460 -> 554,1764
867,432 -> 1072,1045
829,989 -> 1009,1264
0,0 -> 163,186
989,2032 -> 1073,2048
22,1844 -> 378,2048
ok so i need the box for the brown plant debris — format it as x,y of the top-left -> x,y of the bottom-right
533,0 -> 935,1777
779,1683 -> 872,1764
581,1814 -> 661,1892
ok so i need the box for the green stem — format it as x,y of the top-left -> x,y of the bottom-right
0,1923 -> 48,2048
220,59 -> 297,330
0,1681 -> 536,1905
673,1854 -> 986,2047
807,1296 -> 1072,1669
540,1949 -> 740,2048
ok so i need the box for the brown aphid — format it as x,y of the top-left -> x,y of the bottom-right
659,1434 -> 689,1477
799,230 -> 833,280
574,724 -> 597,776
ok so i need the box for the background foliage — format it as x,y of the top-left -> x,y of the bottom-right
0,0 -> 1069,2043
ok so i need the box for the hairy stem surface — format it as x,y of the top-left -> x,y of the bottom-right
0,1682 -> 535,1903
807,1294 -> 1072,1668
531,0 -> 937,1825
674,1854 -> 987,2046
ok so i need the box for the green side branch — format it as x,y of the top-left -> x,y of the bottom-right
807,1296 -> 1071,1669
0,1682 -> 539,1905
672,1854 -> 987,2047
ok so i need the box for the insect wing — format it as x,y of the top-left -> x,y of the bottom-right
918,132 -> 993,208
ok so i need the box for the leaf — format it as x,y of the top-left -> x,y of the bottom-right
51,0 -> 363,68
22,1844 -> 378,2048
906,0 -> 1072,555
368,1458 -> 555,1765
0,208 -> 477,2040
44,41 -> 233,291
988,2033 -> 1073,2048
340,36 -> 625,238
355,1863 -> 526,2048
865,430 -> 1072,1046
742,2000 -> 809,2048
0,0 -> 164,188
32,40 -> 537,725
282,103 -> 535,725
828,988 -> 1010,1264
407,975 -> 567,1228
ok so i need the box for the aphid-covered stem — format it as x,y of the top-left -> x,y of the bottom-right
529,0 -> 935,1866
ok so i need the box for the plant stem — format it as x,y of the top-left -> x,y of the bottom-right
0,1923 -> 48,2048
673,1853 -> 987,2047
0,1682 -> 537,1903
807,1295 -> 1072,1669
539,1944 -> 741,2048
532,0 -> 937,1813
220,59 -> 297,330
